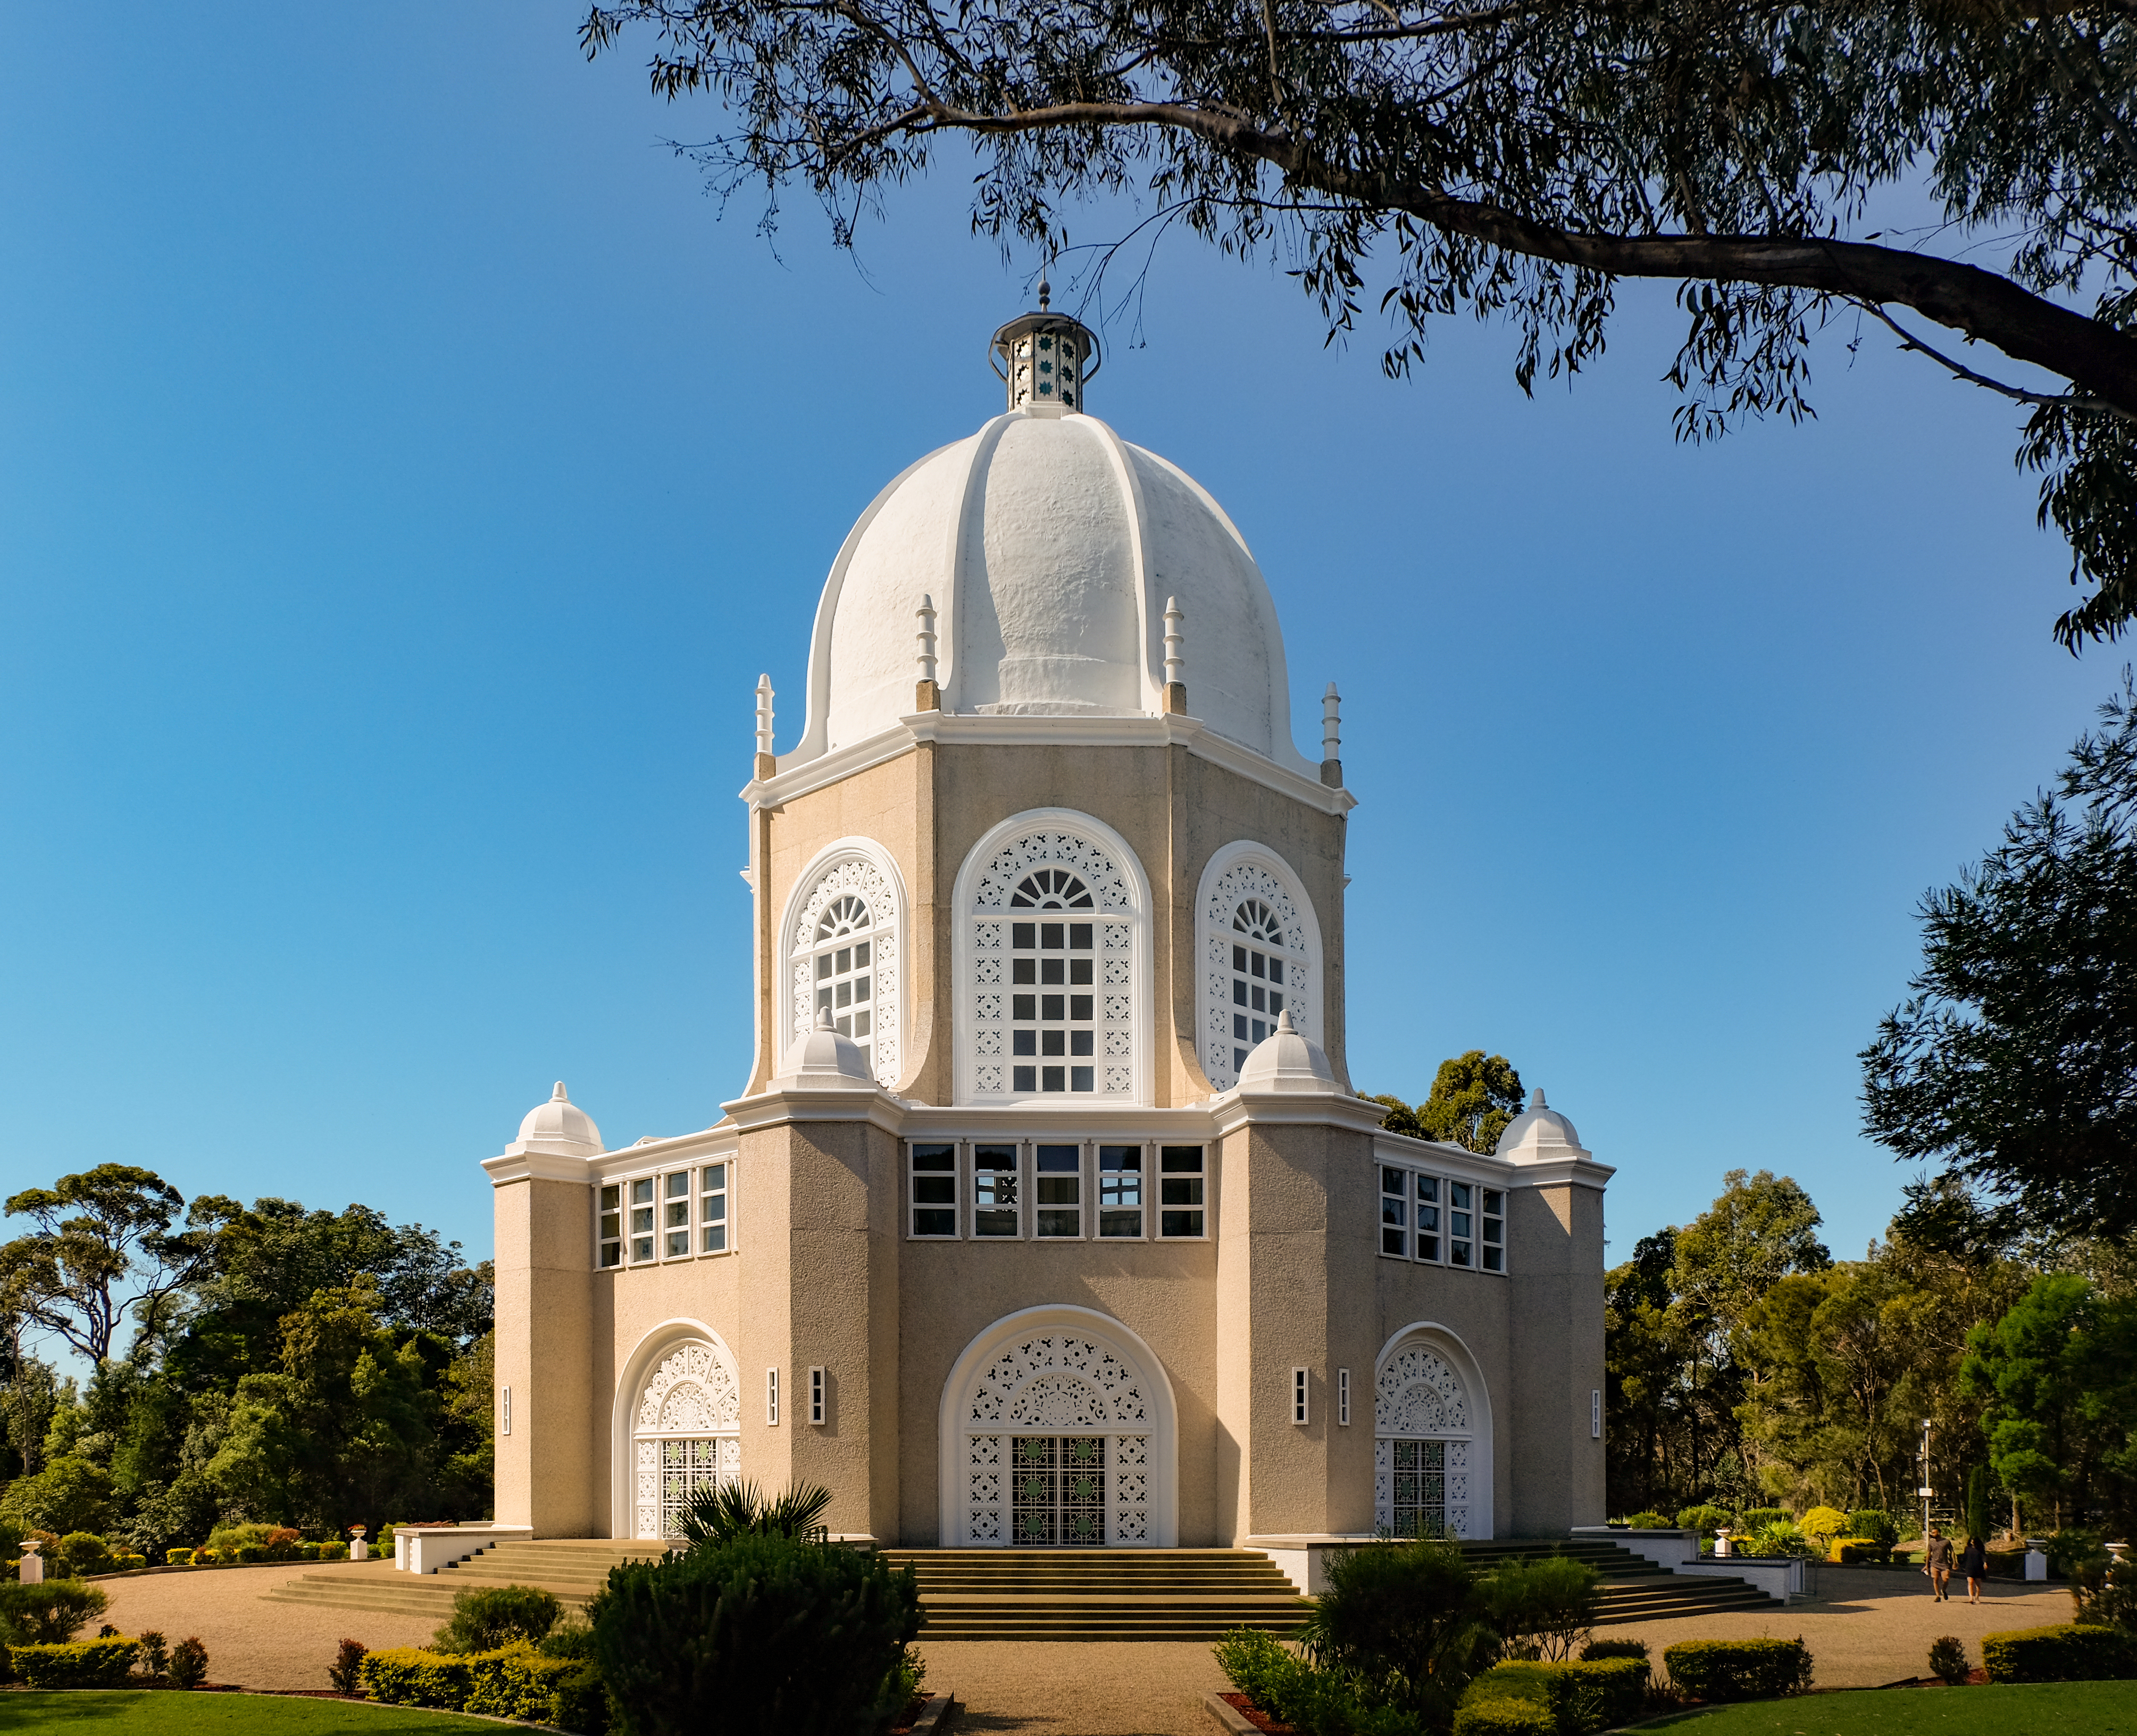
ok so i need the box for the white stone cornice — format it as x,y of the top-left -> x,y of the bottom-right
1502,1156 -> 1616,1192
742,712 -> 1356,816
482,1149 -> 598,1187
1211,1089 -> 1391,1137
1370,1128 -> 1519,1184
720,1086 -> 910,1138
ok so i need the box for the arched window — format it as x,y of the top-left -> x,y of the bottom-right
961,814 -> 1147,1105
631,1340 -> 741,1539
1197,847 -> 1320,1092
1373,1334 -> 1491,1540
784,844 -> 903,1088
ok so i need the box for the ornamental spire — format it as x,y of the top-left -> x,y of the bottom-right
990,275 -> 1101,412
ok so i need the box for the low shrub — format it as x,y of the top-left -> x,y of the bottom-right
232,1542 -> 266,1564
1847,1510 -> 1900,1549
169,1635 -> 209,1689
1799,1506 -> 1850,1543
55,1532 -> 111,1578
1927,1635 -> 1970,1685
1215,1629 -> 1423,1736
1674,1506 -> 1731,1538
10,1635 -> 139,1688
1577,1638 -> 1647,1664
329,1638 -> 367,1696
1663,1638 -> 1814,1701
1458,1658 -> 1648,1734
592,1528 -> 922,1736
138,1631 -> 169,1679
1829,1537 -> 1892,1565
205,1523 -> 298,1558
1982,1623 -> 2137,1682
110,1553 -> 146,1573
1451,1698 -> 1554,1735
193,1548 -> 219,1564
0,1580 -> 111,1643
361,1642 -> 605,1732
1476,1555 -> 1602,1662
1618,1513 -> 1671,1530
431,1582 -> 562,1653
318,1540 -> 349,1561
165,1548 -> 196,1566
298,1542 -> 321,1560
549,1660 -> 613,1735
538,1618 -> 598,1661
1743,1523 -> 1816,1559
1739,1509 -> 1790,1533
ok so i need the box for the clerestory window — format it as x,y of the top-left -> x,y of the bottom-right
809,895 -> 876,1067
1228,898 -> 1298,1077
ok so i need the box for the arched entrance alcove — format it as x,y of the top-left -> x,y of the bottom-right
939,1305 -> 1178,1547
1373,1323 -> 1494,1540
611,1321 -> 742,1540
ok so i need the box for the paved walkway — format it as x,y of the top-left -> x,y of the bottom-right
90,1558 -> 2079,1725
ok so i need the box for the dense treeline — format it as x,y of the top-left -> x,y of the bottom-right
0,1167 -> 492,1555
1604,1171 -> 2137,1538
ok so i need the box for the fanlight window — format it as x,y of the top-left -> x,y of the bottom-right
1227,897 -> 1297,1076
1013,870 -> 1095,909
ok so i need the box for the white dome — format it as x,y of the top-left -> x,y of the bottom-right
513,1081 -> 603,1156
778,1010 -> 877,1090
1236,1008 -> 1338,1095
788,408 -> 1313,774
1495,1089 -> 1592,1163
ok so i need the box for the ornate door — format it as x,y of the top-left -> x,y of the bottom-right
632,1341 -> 741,1539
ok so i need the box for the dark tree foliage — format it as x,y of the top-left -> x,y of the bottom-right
1372,1051 -> 1523,1153
586,0 -> 2137,645
1864,673 -> 2137,1240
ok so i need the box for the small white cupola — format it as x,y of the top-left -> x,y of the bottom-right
778,1008 -> 878,1091
510,1080 -> 605,1157
1235,1007 -> 1338,1095
1494,1088 -> 1593,1164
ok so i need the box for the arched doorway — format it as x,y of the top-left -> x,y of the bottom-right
939,1305 -> 1178,1547
1374,1326 -> 1493,1540
614,1329 -> 742,1540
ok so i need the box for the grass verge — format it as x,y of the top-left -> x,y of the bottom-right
0,1691 -> 523,1733
1656,1678 -> 2137,1734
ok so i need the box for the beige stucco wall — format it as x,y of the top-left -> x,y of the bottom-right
1505,1179 -> 1609,1533
492,1176 -> 596,1537
746,739 -> 1349,1106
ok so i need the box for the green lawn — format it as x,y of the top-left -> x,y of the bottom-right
1657,1680 -> 2137,1734
0,1692 -> 520,1733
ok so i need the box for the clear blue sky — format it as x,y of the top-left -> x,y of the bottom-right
0,4 -> 2111,1293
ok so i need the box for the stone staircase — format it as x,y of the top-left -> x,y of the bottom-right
883,1548 -> 1312,1641
1454,1537 -> 1777,1624
261,1538 -> 669,1622
261,1533 -> 1772,1637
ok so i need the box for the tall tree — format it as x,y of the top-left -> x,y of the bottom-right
0,1167 -> 226,1363
1863,674 -> 2137,1240
1417,1052 -> 1526,1155
585,0 -> 2137,644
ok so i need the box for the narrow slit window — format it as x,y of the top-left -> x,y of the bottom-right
973,1144 -> 1020,1237
909,1141 -> 957,1238
664,1172 -> 692,1259
1338,1368 -> 1350,1428
808,1366 -> 826,1426
1416,1174 -> 1441,1263
699,1164 -> 728,1254
630,1178 -> 656,1264
1159,1146 -> 1205,1238
599,1184 -> 622,1268
1036,1143 -> 1082,1238
1448,1180 -> 1474,1268
1291,1367 -> 1309,1425
1380,1166 -> 1410,1257
766,1367 -> 780,1426
1098,1144 -> 1143,1238
1481,1189 -> 1504,1272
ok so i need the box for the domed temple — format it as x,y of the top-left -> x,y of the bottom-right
485,301 -> 1612,1553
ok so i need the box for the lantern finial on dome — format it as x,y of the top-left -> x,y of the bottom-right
991,285 -> 1100,413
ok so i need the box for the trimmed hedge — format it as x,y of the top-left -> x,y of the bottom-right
11,1635 -> 139,1688
1452,1700 -> 1554,1736
1982,1624 -> 2137,1683
360,1641 -> 604,1731
1456,1658 -> 1647,1734
1829,1538 -> 1892,1564
1662,1639 -> 1814,1701
165,1549 -> 195,1566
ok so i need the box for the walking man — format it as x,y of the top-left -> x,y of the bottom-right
1924,1526 -> 1954,1601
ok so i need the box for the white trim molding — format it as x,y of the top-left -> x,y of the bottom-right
1195,840 -> 1325,1092
937,1303 -> 1180,1548
777,836 -> 909,1090
951,808 -> 1154,1108
1373,1321 -> 1495,1541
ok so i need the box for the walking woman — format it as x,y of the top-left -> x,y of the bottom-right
1960,1533 -> 1990,1605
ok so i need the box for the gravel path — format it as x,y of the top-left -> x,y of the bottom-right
93,1562 -> 440,1692
87,1557 -> 2080,1723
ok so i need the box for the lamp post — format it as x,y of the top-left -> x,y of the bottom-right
1917,1417 -> 1934,1553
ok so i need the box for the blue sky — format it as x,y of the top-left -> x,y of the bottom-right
0,4 -> 2111,1301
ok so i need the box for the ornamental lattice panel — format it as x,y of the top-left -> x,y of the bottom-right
1373,1346 -> 1473,1538
969,829 -> 1136,1099
1201,857 -> 1313,1091
632,1342 -> 742,1538
961,1332 -> 1154,1545
790,854 -> 900,1087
